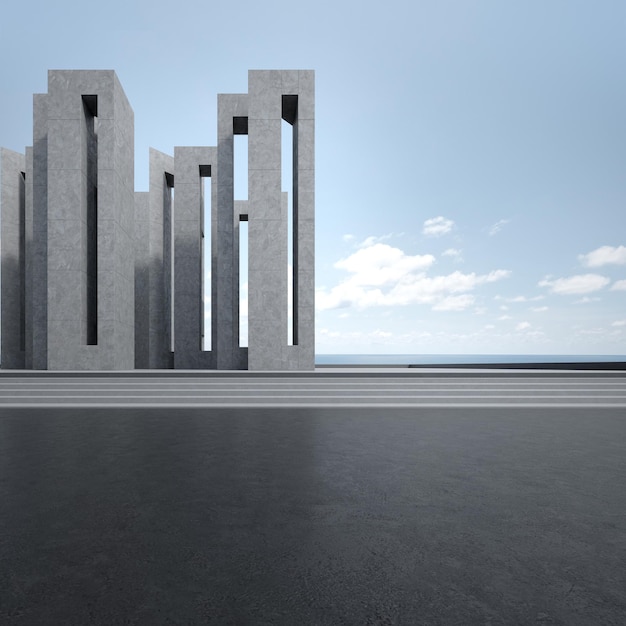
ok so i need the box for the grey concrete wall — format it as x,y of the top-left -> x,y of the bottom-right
0,148 -> 26,368
134,191 -> 149,368
157,152 -> 175,370
135,149 -> 174,369
247,70 -> 315,370
24,147 -> 34,369
216,94 -> 249,370
31,93 -> 49,369
173,146 -> 215,369
2,68 -> 314,372
292,70 -> 315,370
247,71 -> 284,370
43,70 -> 135,370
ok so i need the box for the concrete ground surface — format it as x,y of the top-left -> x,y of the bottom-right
1,404 -> 625,624
0,370 -> 625,408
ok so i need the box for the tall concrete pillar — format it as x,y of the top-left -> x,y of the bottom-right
24,146 -> 34,368
173,146 -> 215,369
37,70 -> 135,370
292,70 -> 316,370
31,93 -> 49,369
216,94 -> 249,369
1,68 -> 314,372
135,148 -> 174,369
247,70 -> 315,370
0,148 -> 26,368
134,190 -> 150,368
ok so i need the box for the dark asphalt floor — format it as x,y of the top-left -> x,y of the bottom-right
0,407 -> 625,625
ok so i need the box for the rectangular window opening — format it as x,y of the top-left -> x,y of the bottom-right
19,171 -> 26,352
165,175 -> 174,354
239,217 -> 248,348
200,169 -> 211,351
234,132 -> 248,201
281,96 -> 298,345
83,95 -> 98,346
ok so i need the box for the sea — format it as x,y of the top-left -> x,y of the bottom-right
315,354 -> 626,365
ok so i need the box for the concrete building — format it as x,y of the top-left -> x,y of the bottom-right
134,148 -> 174,370
0,69 -> 314,371
0,148 -> 26,369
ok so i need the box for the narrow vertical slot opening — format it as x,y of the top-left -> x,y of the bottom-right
282,118 -> 294,346
83,95 -> 98,346
164,172 -> 174,355
233,124 -> 248,201
199,165 -> 211,351
239,216 -> 248,348
234,116 -> 249,350
19,171 -> 26,352
282,95 -> 298,345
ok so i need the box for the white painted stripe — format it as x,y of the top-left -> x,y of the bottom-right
0,395 -> 626,400
3,389 -> 626,398
1,373 -> 623,408
1,380 -> 623,386
0,375 -> 626,385
1,403 -> 624,409
1,382 -> 623,387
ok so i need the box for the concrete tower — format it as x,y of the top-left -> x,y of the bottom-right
0,69 -> 314,371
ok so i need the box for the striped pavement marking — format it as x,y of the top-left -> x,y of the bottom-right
0,373 -> 625,408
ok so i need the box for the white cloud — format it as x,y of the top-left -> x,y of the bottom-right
433,295 -> 475,311
358,236 -> 378,248
578,328 -> 606,336
489,219 -> 510,236
575,296 -> 601,304
342,234 -> 355,242
538,274 -> 610,295
579,245 -> 626,267
501,294 -> 545,303
316,242 -> 511,312
531,306 -> 548,312
611,279 -> 626,291
516,321 -> 531,331
442,248 -> 462,260
358,233 -> 393,248
334,243 -> 435,286
612,320 -> 626,327
423,216 -> 454,237
495,294 -> 544,303
372,329 -> 392,339
498,315 -> 512,320
317,328 -> 396,345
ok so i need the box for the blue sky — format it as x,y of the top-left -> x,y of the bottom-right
1,0 -> 624,355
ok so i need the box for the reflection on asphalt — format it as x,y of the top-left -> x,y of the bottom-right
1,406 -> 625,624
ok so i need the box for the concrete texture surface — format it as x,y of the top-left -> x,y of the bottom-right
30,93 -> 49,370
0,371 -> 624,408
247,70 -> 315,371
173,146 -> 215,370
1,69 -> 314,372
0,405 -> 624,624
134,148 -> 175,369
216,93 -> 249,370
0,148 -> 26,368
39,70 -> 135,370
